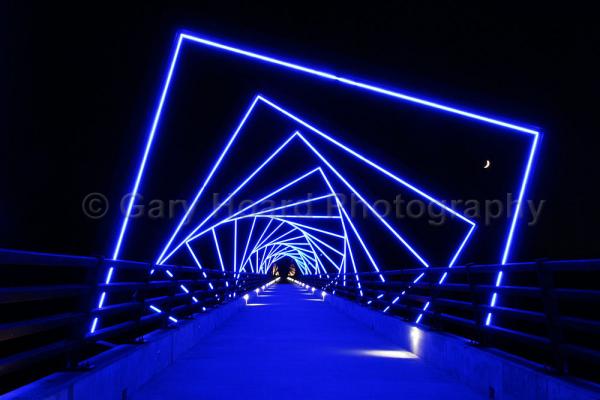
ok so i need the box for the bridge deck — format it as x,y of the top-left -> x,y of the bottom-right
132,283 -> 480,399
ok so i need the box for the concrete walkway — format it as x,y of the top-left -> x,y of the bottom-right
132,283 -> 482,399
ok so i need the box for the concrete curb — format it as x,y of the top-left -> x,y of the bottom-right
3,299 -> 246,400
323,293 -> 600,400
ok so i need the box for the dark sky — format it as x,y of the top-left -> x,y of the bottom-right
1,2 -> 599,262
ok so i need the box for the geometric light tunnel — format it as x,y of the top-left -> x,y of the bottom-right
152,102 -> 476,325
91,30 -> 541,334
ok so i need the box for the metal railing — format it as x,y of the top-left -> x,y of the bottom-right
2,248 -> 599,391
0,248 -> 271,393
297,259 -> 600,383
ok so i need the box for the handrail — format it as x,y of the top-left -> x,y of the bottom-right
0,248 -> 271,394
2,248 -> 599,390
297,258 -> 600,384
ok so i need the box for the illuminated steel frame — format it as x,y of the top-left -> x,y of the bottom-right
90,30 -> 541,334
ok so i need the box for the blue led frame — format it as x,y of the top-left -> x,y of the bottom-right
94,29 -> 541,333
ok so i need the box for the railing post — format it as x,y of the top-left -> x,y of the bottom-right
67,256 -> 105,369
429,273 -> 442,331
132,262 -> 152,342
164,266 -> 178,328
200,267 -> 212,312
537,259 -> 566,374
466,263 -> 486,346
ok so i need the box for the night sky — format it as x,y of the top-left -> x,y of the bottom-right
2,2 -> 599,263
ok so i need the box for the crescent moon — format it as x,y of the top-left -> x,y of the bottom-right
483,160 -> 491,169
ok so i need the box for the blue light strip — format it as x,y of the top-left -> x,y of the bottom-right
415,222 -> 478,323
233,219 -> 237,274
502,133 -> 541,264
316,169 -> 354,286
149,305 -> 162,313
265,216 -> 345,240
252,230 -> 305,253
297,133 -> 430,267
104,267 -> 114,284
257,96 -> 478,226
249,194 -> 335,216
197,162 -> 360,284
249,222 -> 333,274
179,32 -> 539,134
487,131 -> 541,325
219,168 -> 323,223
253,221 -> 286,251
292,230 -> 340,274
240,217 -> 257,272
252,219 -> 274,258
204,212 -> 344,248
259,245 -> 277,273
235,214 -> 341,275
98,292 -> 106,308
181,175 -> 335,257
324,185 -> 385,282
159,131 -> 302,264
212,228 -> 229,287
185,242 -> 207,278
277,235 -> 338,267
156,95 -> 262,264
112,36 -> 185,262
253,242 -> 310,264
240,219 -> 324,273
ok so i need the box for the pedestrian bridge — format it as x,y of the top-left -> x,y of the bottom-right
2,29 -> 600,400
